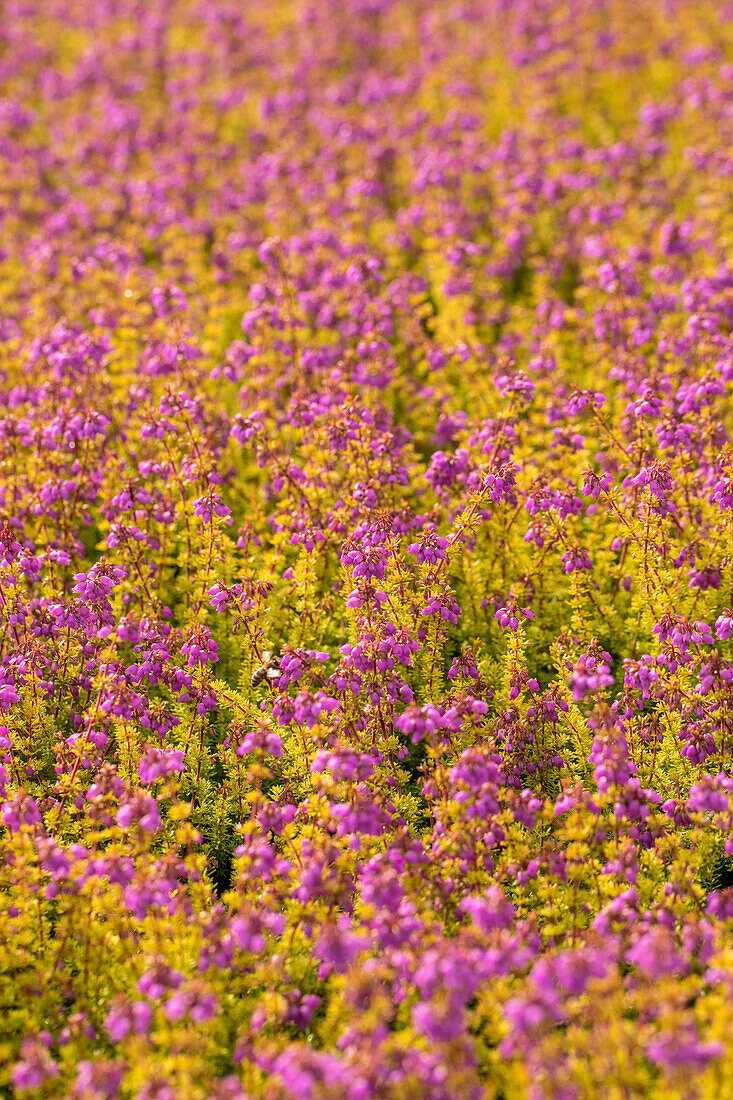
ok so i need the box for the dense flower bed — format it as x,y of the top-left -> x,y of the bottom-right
2,1 -> 733,1096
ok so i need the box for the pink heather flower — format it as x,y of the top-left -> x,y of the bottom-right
72,563 -> 126,601
709,474 -> 733,510
137,962 -> 184,1000
135,1077 -> 176,1100
115,793 -> 161,833
448,651 -> 480,680
230,411 -> 263,444
570,653 -> 614,702
346,582 -> 388,608
502,994 -> 555,1043
237,726 -> 283,757
164,988 -> 218,1023
483,463 -> 517,503
561,547 -> 593,574
341,539 -> 389,579
394,703 -> 445,744
425,448 -> 473,492
460,886 -> 516,933
407,532 -> 449,564
0,674 -> 21,711
104,1000 -> 153,1043
140,415 -> 177,440
74,1060 -> 125,1099
509,670 -> 540,700
412,999 -> 466,1043
421,592 -> 460,623
581,469 -> 613,499
208,581 -> 243,612
138,746 -> 185,784
653,614 -> 714,652
494,369 -> 536,403
627,928 -> 687,979
566,389 -> 606,415
647,1030 -> 722,1070
11,1040 -> 59,1091
268,1049 -> 348,1100
181,625 -> 219,667
687,776 -> 731,815
283,992 -> 321,1030
291,690 -> 340,729
107,523 -> 146,548
629,462 -> 673,499
531,949 -> 612,1000
0,523 -> 23,564
150,285 -> 188,317
205,1077 -> 249,1100
715,609 -> 733,640
192,492 -> 231,522
589,729 -> 637,793
2,793 -> 41,831
388,628 -> 420,666
311,747 -> 376,781
229,906 -> 283,952
494,604 -> 534,631
275,648 -> 329,688
314,918 -> 368,976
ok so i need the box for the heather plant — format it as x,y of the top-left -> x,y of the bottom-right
2,0 -> 733,1097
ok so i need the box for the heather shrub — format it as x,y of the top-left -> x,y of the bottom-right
2,1 -> 733,1097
